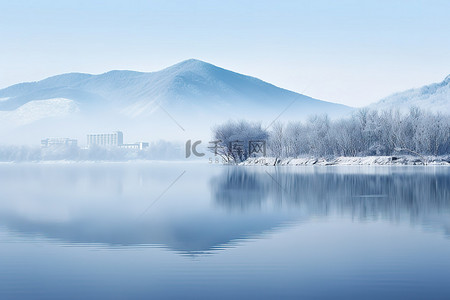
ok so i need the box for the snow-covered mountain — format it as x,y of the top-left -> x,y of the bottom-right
370,75 -> 450,113
0,59 -> 352,144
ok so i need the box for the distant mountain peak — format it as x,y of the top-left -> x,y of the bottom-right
175,58 -> 212,66
163,58 -> 219,74
178,58 -> 208,64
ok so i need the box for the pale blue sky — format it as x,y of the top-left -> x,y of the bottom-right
1,0 -> 449,106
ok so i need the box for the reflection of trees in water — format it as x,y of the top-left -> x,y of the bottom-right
211,168 -> 450,226
210,167 -> 271,211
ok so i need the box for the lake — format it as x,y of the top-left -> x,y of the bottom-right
0,162 -> 449,299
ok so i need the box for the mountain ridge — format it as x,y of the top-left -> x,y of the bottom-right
370,74 -> 450,113
0,59 -> 347,111
0,59 -> 354,143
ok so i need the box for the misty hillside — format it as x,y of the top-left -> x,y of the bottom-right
0,59 -> 350,116
370,75 -> 450,114
0,59 -> 352,144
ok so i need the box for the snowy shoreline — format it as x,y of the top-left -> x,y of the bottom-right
0,156 -> 449,165
241,156 -> 450,166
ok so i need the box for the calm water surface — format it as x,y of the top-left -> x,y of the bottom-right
0,163 -> 449,299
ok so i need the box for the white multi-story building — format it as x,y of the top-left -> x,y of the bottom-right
41,138 -> 78,148
87,131 -> 123,147
120,142 -> 149,150
86,131 -> 149,150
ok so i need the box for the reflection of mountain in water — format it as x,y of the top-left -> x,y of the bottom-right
0,164 -> 448,255
0,164 -> 297,254
0,214 -> 290,255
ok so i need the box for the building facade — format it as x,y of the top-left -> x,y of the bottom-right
120,142 -> 149,150
87,131 -> 123,147
41,138 -> 78,148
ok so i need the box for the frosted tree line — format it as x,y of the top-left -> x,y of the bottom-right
0,108 -> 448,162
212,108 -> 450,161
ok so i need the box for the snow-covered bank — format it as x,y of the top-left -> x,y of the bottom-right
241,156 -> 450,166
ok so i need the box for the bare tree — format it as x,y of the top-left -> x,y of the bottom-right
211,120 -> 269,163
